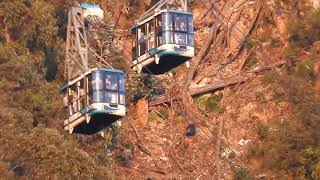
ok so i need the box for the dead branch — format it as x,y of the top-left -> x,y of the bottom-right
169,150 -> 185,172
152,109 -> 170,125
250,60 -> 286,73
129,120 -> 166,172
215,117 -> 224,180
129,120 -> 153,156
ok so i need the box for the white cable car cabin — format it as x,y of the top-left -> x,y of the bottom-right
131,10 -> 194,73
60,68 -> 126,134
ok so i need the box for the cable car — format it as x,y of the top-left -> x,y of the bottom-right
60,68 -> 126,134
80,4 -> 104,19
131,9 -> 194,73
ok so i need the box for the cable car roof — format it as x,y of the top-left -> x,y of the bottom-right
131,9 -> 193,31
59,68 -> 124,92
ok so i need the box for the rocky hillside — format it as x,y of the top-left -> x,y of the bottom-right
0,0 -> 319,179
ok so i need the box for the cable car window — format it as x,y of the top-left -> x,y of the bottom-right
175,32 -> 187,45
187,16 -> 194,33
119,94 -> 125,105
188,34 -> 194,47
147,20 -> 155,50
156,15 -> 163,46
174,14 -> 187,32
92,71 -> 104,90
93,91 -> 104,103
138,25 -> 146,56
69,85 -> 78,115
132,30 -> 137,61
119,74 -> 125,93
105,72 -> 118,91
163,13 -> 173,31
88,74 -> 93,104
105,92 -> 118,104
163,31 -> 174,44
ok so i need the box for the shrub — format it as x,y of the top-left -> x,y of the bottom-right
272,85 -> 285,100
257,122 -> 269,139
288,9 -> 320,48
194,93 -> 224,113
194,96 -> 207,112
233,167 -> 253,180
245,56 -> 258,69
260,77 -> 320,178
205,93 -> 224,113
294,59 -> 315,82
244,36 -> 257,49
262,70 -> 279,84
148,111 -> 158,122
159,109 -> 169,120
174,115 -> 186,124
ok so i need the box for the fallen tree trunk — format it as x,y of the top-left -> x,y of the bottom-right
149,60 -> 286,107
189,75 -> 248,95
150,74 -> 248,107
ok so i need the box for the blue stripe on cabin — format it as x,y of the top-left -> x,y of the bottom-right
80,4 -> 101,9
95,68 -> 124,74
149,49 -> 157,56
158,50 -> 181,58
80,106 -> 117,116
88,108 -> 116,117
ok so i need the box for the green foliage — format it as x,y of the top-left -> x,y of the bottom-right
294,59 -> 315,82
206,93 -> 224,113
159,109 -> 169,120
195,93 -> 224,113
233,167 -> 253,180
244,36 -> 257,49
256,122 -> 269,139
259,77 -> 320,179
262,70 -> 279,84
0,0 -> 58,47
0,125 -> 114,178
174,115 -> 186,123
288,9 -> 320,48
148,111 -> 158,122
245,56 -> 258,69
0,44 -> 39,88
272,85 -> 285,100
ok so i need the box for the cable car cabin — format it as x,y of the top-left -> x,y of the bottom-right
131,10 -> 194,74
60,68 -> 126,134
80,4 -> 104,19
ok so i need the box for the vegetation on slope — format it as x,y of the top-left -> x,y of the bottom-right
246,6 -> 320,179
